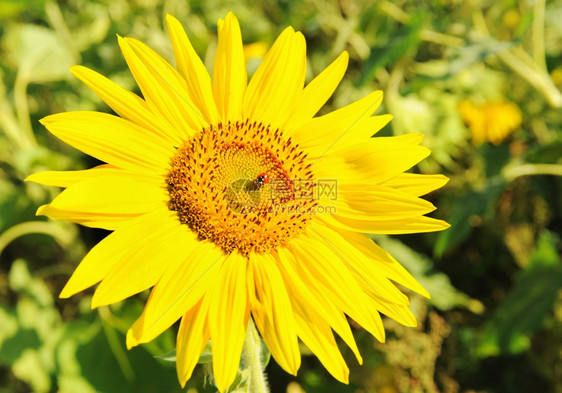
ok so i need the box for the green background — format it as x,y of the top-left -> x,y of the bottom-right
1,0 -> 561,392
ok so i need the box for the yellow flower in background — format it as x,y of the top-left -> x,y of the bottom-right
27,12 -> 449,392
243,41 -> 269,61
458,100 -> 522,145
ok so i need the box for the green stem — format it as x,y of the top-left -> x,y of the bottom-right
99,306 -> 135,382
45,1 -> 82,63
503,163 -> 562,181
0,221 -> 75,258
0,77 -> 25,151
242,320 -> 269,393
532,0 -> 546,71
14,60 -> 38,150
497,49 -> 562,108
471,2 -> 562,108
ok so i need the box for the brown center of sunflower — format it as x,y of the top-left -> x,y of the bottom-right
166,120 -> 317,255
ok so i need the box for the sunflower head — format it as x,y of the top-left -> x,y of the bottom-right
166,119 -> 315,256
27,12 -> 449,393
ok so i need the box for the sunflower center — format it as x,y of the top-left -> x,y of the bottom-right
166,120 -> 317,255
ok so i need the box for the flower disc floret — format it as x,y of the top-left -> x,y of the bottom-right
166,120 -> 316,255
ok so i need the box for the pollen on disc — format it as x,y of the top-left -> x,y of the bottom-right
166,120 -> 317,255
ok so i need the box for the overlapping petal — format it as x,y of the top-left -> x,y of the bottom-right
26,165 -> 116,188
314,136 -> 431,185
36,174 -> 167,230
40,111 -> 173,174
59,207 -> 173,298
321,213 -> 450,235
213,12 -> 247,122
126,241 -> 224,348
91,218 -> 201,308
291,91 -> 391,157
118,36 -> 207,136
328,185 -> 438,221
244,27 -> 306,129
70,65 -> 183,145
249,253 -> 301,375
287,235 -> 385,342
166,14 -> 220,125
208,253 -> 250,392
382,173 -> 449,196
284,51 -> 349,130
176,299 -> 210,386
275,247 -> 363,366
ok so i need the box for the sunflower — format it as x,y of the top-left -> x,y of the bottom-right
458,100 -> 522,145
28,12 -> 449,392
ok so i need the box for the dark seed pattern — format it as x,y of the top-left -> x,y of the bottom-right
167,120 -> 317,255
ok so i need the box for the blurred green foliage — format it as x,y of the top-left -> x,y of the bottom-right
1,0 -> 561,392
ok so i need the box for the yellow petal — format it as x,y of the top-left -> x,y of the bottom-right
208,253 -> 250,393
59,207 -> 171,298
166,14 -> 220,125
309,223 -> 425,326
26,164 -> 114,188
358,285 -> 418,327
25,165 -> 161,189
69,65 -> 182,145
331,185 -> 437,221
284,51 -> 348,130
382,173 -> 449,197
320,213 -> 451,234
34,205 -> 122,230
335,228 -> 430,298
126,241 -> 224,348
213,12 -> 247,122
275,247 -> 363,365
292,297 -> 350,383
37,174 -> 166,227
291,91 -> 388,156
249,253 -> 301,375
40,111 -> 173,174
308,224 -> 410,305
176,299 -> 210,386
386,132 -> 424,145
287,235 -> 385,342
118,36 -> 207,136
308,225 -> 419,327
91,219 -> 200,308
244,27 -> 306,129
314,137 -> 431,185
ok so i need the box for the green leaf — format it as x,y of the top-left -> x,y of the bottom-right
478,231 -> 562,357
0,308 -> 21,363
11,349 -> 52,392
0,0 -> 46,21
528,231 -> 561,268
480,143 -> 511,179
9,259 -> 53,307
357,12 -> 424,86
431,39 -> 514,80
66,322 -> 180,393
0,180 -> 37,233
373,235 -> 483,313
434,179 -> 505,258
155,340 -> 213,364
155,349 -> 177,362
524,137 -> 562,164
2,23 -> 76,83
